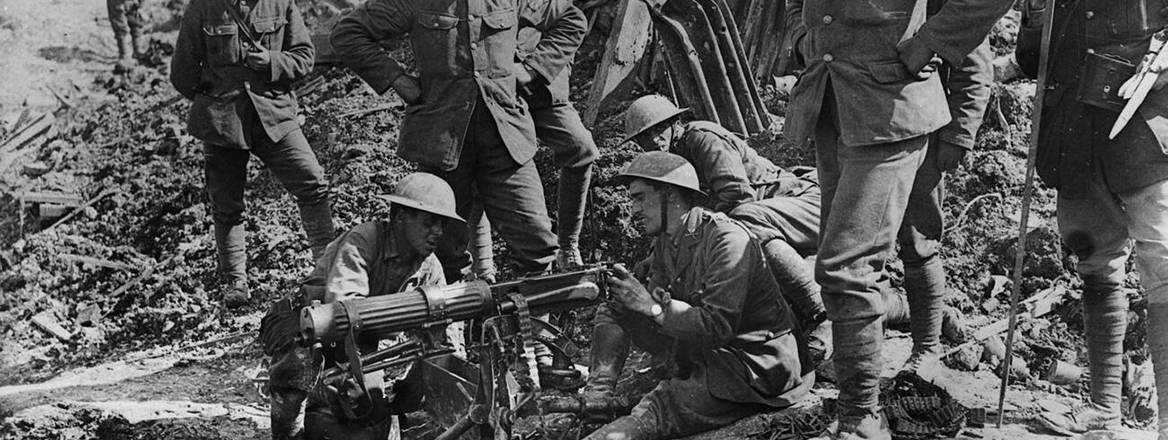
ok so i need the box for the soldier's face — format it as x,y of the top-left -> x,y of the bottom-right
628,180 -> 664,236
633,121 -> 674,152
399,209 -> 447,256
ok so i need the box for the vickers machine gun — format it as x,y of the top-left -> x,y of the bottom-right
296,264 -> 613,440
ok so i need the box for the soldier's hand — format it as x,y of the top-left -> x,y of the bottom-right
1149,55 -> 1168,91
896,38 -> 940,80
245,48 -> 271,71
607,264 -> 655,316
936,141 -> 967,172
515,66 -> 535,86
392,75 -> 422,104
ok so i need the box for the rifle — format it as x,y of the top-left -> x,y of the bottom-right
297,264 -> 614,439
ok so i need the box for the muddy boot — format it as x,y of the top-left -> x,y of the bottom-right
822,317 -> 890,440
583,323 -> 630,401
114,35 -> 133,73
215,222 -> 250,308
1039,280 -> 1125,434
1145,302 -> 1168,440
762,240 -> 831,365
298,201 -> 335,261
901,259 -> 945,377
555,165 -> 591,270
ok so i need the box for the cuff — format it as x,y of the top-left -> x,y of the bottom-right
913,29 -> 964,67
936,127 -> 976,149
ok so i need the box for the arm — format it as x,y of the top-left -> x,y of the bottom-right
784,0 -> 807,65
653,229 -> 751,349
170,0 -> 204,100
1016,0 -> 1045,79
686,131 -> 757,211
330,0 -> 413,94
519,0 -> 587,83
268,0 -> 315,83
905,0 -> 1013,67
322,233 -> 375,303
937,37 -> 993,149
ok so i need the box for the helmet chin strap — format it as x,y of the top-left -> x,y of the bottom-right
659,187 -> 670,236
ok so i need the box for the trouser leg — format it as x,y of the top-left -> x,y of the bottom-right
1058,181 -> 1134,416
1118,180 -> 1168,435
269,343 -> 321,440
898,140 -> 946,357
762,239 -> 825,323
204,144 -> 249,284
585,377 -> 768,440
813,93 -> 925,421
532,101 -> 598,268
252,129 -> 334,260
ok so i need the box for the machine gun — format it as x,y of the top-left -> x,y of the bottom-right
297,264 -> 613,439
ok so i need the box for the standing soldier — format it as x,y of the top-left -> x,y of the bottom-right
107,0 -> 144,70
585,151 -> 810,440
330,0 -> 588,282
171,0 -> 336,308
897,0 -> 994,374
466,23 -> 600,280
1016,1 -> 1168,436
784,0 -> 1010,437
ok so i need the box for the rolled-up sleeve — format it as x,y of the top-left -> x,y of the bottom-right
323,234 -> 376,302
330,0 -> 413,94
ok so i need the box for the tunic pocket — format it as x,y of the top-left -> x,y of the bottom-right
867,60 -> 914,84
203,22 -> 241,66
252,16 -> 287,51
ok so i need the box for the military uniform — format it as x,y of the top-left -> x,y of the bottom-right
267,220 -> 446,440
107,0 -> 144,60
784,0 -> 1010,429
1017,1 -> 1168,432
171,0 -> 335,298
330,0 -> 587,279
587,208 -> 810,440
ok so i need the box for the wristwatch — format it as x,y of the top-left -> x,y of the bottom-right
649,302 -> 665,318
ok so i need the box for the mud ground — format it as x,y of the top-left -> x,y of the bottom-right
0,0 -> 1161,439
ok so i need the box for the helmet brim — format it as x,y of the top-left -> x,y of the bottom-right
615,172 -> 708,197
379,195 -> 466,224
621,107 -> 690,146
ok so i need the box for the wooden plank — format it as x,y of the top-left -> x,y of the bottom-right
0,113 -> 54,155
19,190 -> 82,206
32,312 -> 73,342
582,0 -> 667,126
60,254 -> 136,271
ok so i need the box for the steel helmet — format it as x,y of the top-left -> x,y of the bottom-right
622,95 -> 688,144
379,173 -> 465,223
618,151 -> 706,196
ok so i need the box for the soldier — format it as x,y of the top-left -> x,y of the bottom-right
896,0 -> 994,374
1015,1 -> 1168,436
784,0 -> 1011,437
619,95 -> 828,364
330,0 -> 587,282
465,23 -> 600,280
171,0 -> 336,308
107,0 -> 144,70
259,173 -> 460,440
584,151 -> 810,440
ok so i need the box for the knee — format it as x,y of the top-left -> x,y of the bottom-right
289,179 -> 330,207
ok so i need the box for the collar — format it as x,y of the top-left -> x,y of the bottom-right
667,207 -> 705,247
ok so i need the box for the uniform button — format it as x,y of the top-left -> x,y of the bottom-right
822,14 -> 833,24
822,53 -> 834,62
470,42 -> 478,49
1085,10 -> 1094,19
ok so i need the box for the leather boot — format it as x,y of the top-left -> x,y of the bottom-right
1039,279 -> 1125,434
901,258 -> 945,375
584,323 -> 630,399
1145,302 -> 1168,440
298,201 -> 335,261
556,165 -> 591,269
827,317 -> 889,440
214,222 -> 249,308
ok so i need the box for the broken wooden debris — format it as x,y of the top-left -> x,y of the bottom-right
0,112 -> 55,155
584,0 -> 665,126
32,312 -> 74,342
41,188 -> 116,233
338,103 -> 403,119
59,254 -> 136,271
941,285 -> 1069,360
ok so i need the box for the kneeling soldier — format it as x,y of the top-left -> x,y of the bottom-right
260,172 -> 462,440
585,152 -> 811,440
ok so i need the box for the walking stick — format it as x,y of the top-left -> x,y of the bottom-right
997,0 -> 1056,428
